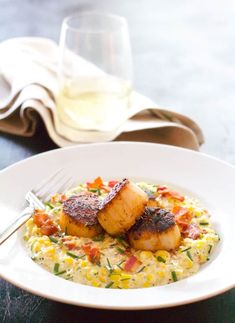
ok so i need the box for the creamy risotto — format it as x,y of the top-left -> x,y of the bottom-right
24,178 -> 219,289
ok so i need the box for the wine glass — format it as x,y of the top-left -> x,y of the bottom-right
57,12 -> 132,131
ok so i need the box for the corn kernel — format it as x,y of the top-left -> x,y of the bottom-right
120,280 -> 129,289
184,257 -> 193,269
194,240 -> 204,249
100,267 -> 108,275
99,275 -> 106,283
120,273 -> 131,280
32,242 -> 41,253
146,274 -> 153,282
143,281 -> 151,288
91,281 -> 100,287
157,271 -> 164,278
140,251 -> 153,260
64,256 -> 73,266
80,260 -> 88,267
155,250 -> 170,261
45,246 -> 55,255
109,273 -> 121,282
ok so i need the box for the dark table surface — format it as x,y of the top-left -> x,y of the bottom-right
1,0 -> 235,322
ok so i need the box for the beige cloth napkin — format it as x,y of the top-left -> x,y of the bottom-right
0,37 -> 204,149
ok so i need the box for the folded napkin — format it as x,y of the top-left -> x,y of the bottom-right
0,37 -> 204,149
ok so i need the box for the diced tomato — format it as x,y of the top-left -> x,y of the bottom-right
185,224 -> 200,240
33,212 -> 50,227
40,224 -> 58,236
124,255 -> 141,272
87,176 -> 104,190
108,180 -> 119,188
172,206 -> 192,230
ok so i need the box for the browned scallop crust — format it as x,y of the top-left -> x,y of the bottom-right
98,179 -> 148,235
131,207 -> 175,236
128,207 -> 181,251
63,193 -> 100,226
100,178 -> 129,207
59,192 -> 103,238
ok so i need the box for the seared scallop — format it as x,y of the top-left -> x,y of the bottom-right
128,207 -> 181,251
97,179 -> 148,236
59,192 -> 103,238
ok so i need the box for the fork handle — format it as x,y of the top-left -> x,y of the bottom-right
0,207 -> 34,245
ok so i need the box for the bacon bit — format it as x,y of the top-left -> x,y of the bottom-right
124,255 -> 141,272
88,247 -> 101,265
33,212 -> 50,227
108,180 -> 119,188
87,177 -> 104,190
60,194 -> 67,202
124,248 -> 132,256
63,241 -> 76,250
168,190 -> 185,202
61,236 -> 73,242
101,185 -> 111,193
184,224 -> 200,240
82,244 -> 100,264
157,186 -> 184,202
82,244 -> 91,255
33,211 -> 58,236
157,186 -> 169,194
40,224 -> 58,236
172,206 -> 192,229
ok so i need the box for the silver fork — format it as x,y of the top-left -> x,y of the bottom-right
0,168 -> 73,245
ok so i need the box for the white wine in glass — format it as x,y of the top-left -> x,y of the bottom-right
57,13 -> 132,131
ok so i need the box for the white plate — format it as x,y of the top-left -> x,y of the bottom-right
0,142 -> 234,309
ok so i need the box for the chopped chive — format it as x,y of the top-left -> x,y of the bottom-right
97,189 -> 101,196
53,263 -> 60,273
105,282 -> 114,288
92,234 -> 105,242
208,245 -> 212,254
55,270 -> 67,276
186,250 -> 193,261
44,202 -> 54,209
106,257 -> 112,268
49,236 -> 58,243
116,260 -> 125,270
137,266 -> 146,273
116,236 -> 128,248
171,271 -> 178,282
120,278 -> 130,281
64,226 -> 68,235
181,247 -> 191,253
199,222 -> 209,225
66,251 -> 85,259
89,189 -> 98,193
106,258 -> 113,273
116,247 -> 125,254
156,256 -> 166,263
